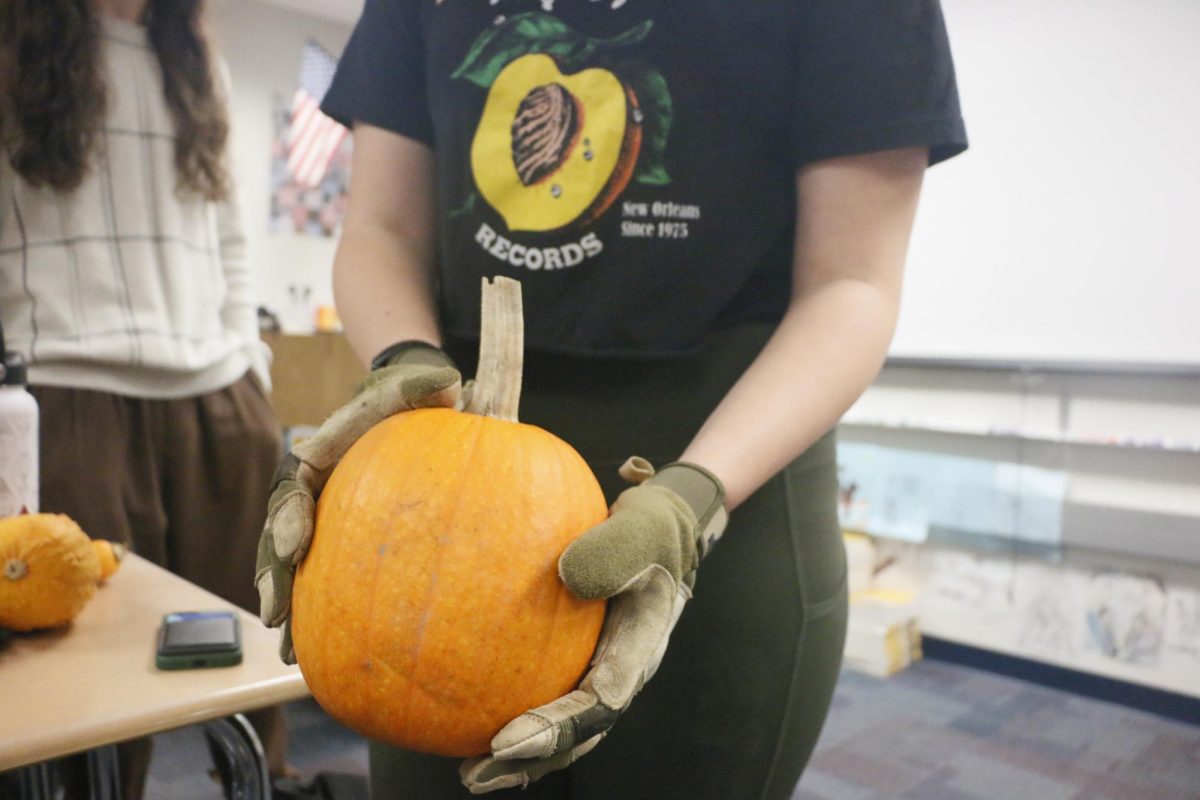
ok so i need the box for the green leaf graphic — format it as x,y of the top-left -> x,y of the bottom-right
452,14 -> 584,87
558,20 -> 653,73
603,19 -> 654,49
624,67 -> 673,185
449,192 -> 478,220
453,13 -> 654,88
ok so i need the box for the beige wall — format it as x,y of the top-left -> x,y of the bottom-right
213,0 -> 354,327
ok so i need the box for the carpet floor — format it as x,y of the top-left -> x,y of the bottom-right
142,659 -> 1200,799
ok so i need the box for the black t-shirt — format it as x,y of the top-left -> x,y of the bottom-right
323,0 -> 967,357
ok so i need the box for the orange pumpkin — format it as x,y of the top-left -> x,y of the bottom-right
290,278 -> 607,757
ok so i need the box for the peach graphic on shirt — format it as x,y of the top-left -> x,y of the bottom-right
453,13 -> 671,233
471,54 -> 642,232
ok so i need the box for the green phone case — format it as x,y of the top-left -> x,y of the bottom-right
156,611 -> 243,670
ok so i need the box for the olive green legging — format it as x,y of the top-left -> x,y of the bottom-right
371,323 -> 848,800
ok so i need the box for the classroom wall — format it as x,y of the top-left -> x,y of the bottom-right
839,0 -> 1200,692
210,0 -> 1200,694
843,364 -> 1200,696
896,0 -> 1200,370
844,368 -> 1200,562
869,533 -> 1200,700
213,0 -> 354,325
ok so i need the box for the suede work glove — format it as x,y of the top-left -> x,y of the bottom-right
255,341 -> 461,663
460,458 -> 728,794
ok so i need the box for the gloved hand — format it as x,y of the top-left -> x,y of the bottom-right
255,340 -> 461,663
460,458 -> 728,794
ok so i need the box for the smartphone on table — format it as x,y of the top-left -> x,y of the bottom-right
156,610 -> 243,670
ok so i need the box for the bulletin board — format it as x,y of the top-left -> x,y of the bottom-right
890,0 -> 1200,372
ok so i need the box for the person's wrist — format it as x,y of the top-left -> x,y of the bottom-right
647,462 -> 729,558
369,339 -> 456,372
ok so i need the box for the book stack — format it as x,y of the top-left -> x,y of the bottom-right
843,587 -> 922,678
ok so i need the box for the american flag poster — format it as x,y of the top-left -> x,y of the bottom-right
269,39 -> 351,237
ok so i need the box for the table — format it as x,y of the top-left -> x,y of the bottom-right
0,553 -> 309,795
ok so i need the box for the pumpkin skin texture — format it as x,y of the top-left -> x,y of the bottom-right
291,407 -> 608,757
0,513 -> 101,631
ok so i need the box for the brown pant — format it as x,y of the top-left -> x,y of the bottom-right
34,372 -> 281,612
31,372 -> 287,798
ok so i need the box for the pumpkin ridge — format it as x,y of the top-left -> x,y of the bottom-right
355,413 -> 432,745
306,413 -> 433,734
371,647 -> 510,734
400,411 -> 488,744
543,438 -> 598,692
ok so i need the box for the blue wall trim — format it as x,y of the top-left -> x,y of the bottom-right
923,637 -> 1200,728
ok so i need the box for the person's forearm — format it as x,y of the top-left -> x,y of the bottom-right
680,280 -> 897,509
681,146 -> 925,510
331,124 -> 441,368
332,225 -> 442,368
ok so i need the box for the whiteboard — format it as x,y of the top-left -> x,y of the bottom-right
892,0 -> 1200,371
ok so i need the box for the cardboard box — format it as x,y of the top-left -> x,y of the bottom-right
261,332 -> 366,429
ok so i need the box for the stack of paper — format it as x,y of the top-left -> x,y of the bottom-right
843,588 -> 922,678
843,531 -> 876,596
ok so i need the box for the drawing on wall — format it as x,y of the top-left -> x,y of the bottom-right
269,39 -> 351,238
1014,563 -> 1077,656
921,550 -> 1015,620
837,445 -> 902,535
837,444 -> 931,542
836,443 -> 1066,545
1083,571 -> 1166,666
1164,586 -> 1200,664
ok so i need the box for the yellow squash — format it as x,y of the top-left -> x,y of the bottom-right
0,514 -> 102,631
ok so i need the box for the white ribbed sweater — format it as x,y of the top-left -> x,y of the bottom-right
0,15 -> 270,398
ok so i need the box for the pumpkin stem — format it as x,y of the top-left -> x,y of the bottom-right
466,276 -> 524,422
4,558 -> 28,581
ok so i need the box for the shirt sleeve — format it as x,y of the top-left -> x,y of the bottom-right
214,57 -> 272,390
791,0 -> 968,168
217,188 -> 273,392
321,0 -> 433,144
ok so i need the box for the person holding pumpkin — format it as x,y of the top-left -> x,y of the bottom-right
0,0 -> 290,797
256,0 -> 967,798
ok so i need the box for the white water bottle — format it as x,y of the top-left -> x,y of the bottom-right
0,320 -> 38,516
